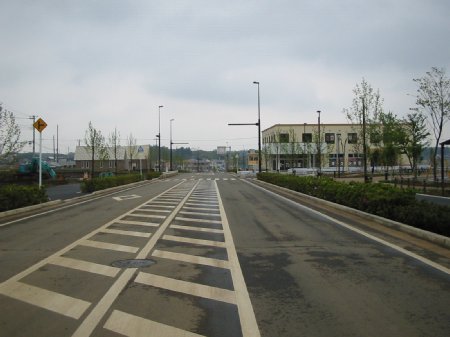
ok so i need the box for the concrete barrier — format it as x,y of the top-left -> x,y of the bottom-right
416,194 -> 450,207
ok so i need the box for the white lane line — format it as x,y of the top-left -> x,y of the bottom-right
49,256 -> 120,278
162,235 -> 226,248
114,219 -> 159,227
179,211 -> 221,217
170,224 -> 224,234
215,181 -> 261,337
104,310 -> 206,337
189,197 -> 217,201
152,249 -> 229,269
175,217 -> 222,224
127,214 -> 166,219
142,204 -> 174,209
246,180 -> 450,277
183,206 -> 220,212
79,240 -> 139,253
101,228 -> 152,238
136,208 -> 171,213
135,272 -> 236,304
72,182 -> 200,337
0,281 -> 91,319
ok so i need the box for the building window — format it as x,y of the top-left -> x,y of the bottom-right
279,133 -> 289,143
348,153 -> 362,167
302,133 -> 312,143
100,161 -> 103,169
85,161 -> 89,168
325,133 -> 335,144
348,133 -> 358,144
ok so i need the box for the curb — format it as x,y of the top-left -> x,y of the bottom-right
255,179 -> 450,249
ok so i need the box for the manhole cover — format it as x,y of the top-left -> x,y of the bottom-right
111,259 -> 156,268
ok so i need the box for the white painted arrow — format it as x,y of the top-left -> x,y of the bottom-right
112,194 -> 141,201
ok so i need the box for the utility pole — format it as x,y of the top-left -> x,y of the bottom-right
317,110 -> 321,175
30,115 -> 37,156
158,105 -> 163,172
362,98 -> 368,182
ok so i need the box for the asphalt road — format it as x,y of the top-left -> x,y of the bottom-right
0,172 -> 449,337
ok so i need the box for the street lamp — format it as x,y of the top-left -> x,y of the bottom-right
158,105 -> 163,172
228,82 -> 262,173
254,81 -> 262,173
303,122 -> 307,168
317,110 -> 321,175
170,118 -> 174,171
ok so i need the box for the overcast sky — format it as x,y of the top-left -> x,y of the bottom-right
1,0 -> 449,153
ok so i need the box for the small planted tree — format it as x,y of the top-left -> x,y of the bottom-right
126,133 -> 137,172
413,67 -> 450,180
0,104 -> 24,161
84,121 -> 107,179
108,128 -> 120,174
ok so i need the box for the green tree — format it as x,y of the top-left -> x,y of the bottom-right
398,111 -> 430,177
413,67 -> 450,180
84,121 -> 107,179
0,104 -> 24,161
107,128 -> 120,174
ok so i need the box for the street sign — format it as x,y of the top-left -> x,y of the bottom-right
138,146 -> 144,153
33,118 -> 47,132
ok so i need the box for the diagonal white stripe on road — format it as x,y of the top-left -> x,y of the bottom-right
152,249 -> 229,269
49,256 -> 120,278
79,240 -> 139,253
135,272 -> 236,304
162,234 -> 226,248
0,281 -> 91,319
104,310 -> 206,337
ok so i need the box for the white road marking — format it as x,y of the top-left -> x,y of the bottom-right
79,240 -> 139,253
152,249 -> 229,269
183,206 -> 220,212
114,219 -> 159,227
112,194 -> 141,201
72,182 -> 200,337
49,256 -> 120,277
178,211 -> 221,217
104,310 -> 206,337
142,204 -> 174,209
0,281 -> 91,319
101,228 -> 152,238
175,217 -> 222,224
215,181 -> 261,337
127,213 -> 166,219
135,272 -> 236,304
136,208 -> 171,213
162,234 -> 226,248
170,224 -> 224,234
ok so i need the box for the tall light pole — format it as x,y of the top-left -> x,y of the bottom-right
158,105 -> 163,172
317,110 -> 321,175
228,81 -> 262,173
254,81 -> 262,173
170,118 -> 174,171
303,122 -> 307,168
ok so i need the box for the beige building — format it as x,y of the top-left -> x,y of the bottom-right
262,123 -> 407,172
74,145 -> 152,174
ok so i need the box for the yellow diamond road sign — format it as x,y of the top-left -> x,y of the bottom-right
33,118 -> 47,132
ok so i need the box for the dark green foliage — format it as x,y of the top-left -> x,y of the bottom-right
0,185 -> 48,211
80,172 -> 162,193
81,174 -> 143,193
257,172 -> 450,236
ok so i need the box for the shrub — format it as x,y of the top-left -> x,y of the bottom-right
257,173 -> 450,236
0,184 -> 48,211
80,172 -> 162,193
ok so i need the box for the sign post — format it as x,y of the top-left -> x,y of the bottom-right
33,118 -> 47,187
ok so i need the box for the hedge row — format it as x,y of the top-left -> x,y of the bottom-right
257,172 -> 450,236
81,172 -> 161,193
0,185 -> 48,212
